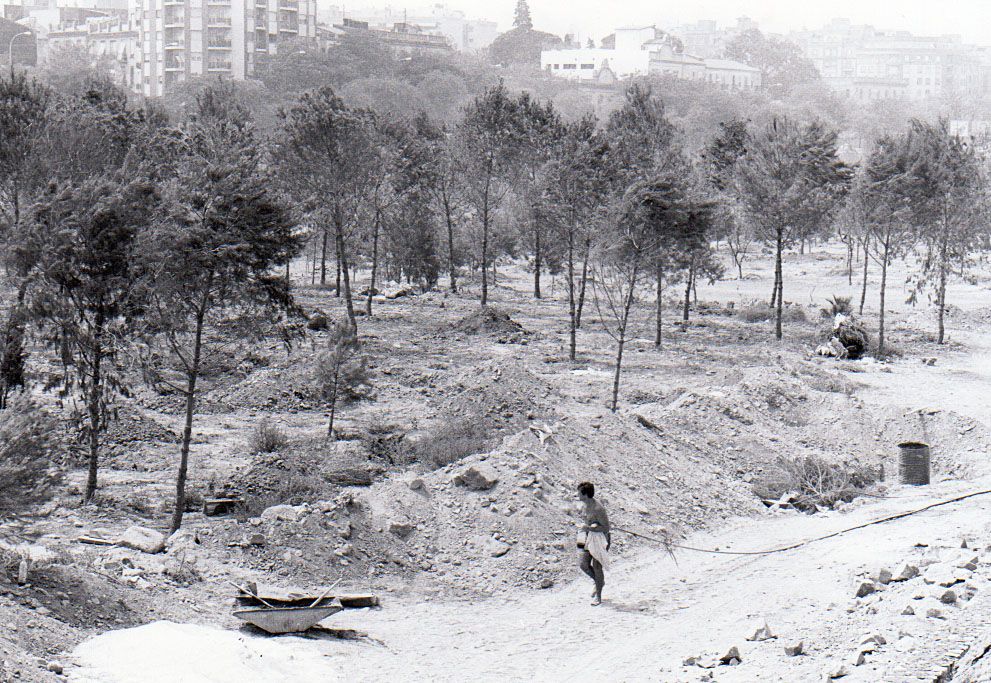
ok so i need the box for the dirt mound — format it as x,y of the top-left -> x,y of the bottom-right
447,306 -> 530,343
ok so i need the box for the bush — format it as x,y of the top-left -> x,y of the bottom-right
243,472 -> 322,516
753,454 -> 879,512
413,418 -> 492,469
306,311 -> 328,331
249,420 -> 289,454
0,396 -> 61,515
737,304 -> 773,323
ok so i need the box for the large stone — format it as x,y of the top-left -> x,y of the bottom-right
893,564 -> 920,582
854,581 -> 876,598
872,568 -> 893,585
166,529 -> 199,553
746,622 -> 775,642
940,589 -> 957,605
784,641 -> 803,657
718,646 -> 742,665
454,464 -> 500,491
117,526 -> 165,554
260,504 -> 305,523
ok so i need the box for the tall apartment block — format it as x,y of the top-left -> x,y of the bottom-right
131,0 -> 315,97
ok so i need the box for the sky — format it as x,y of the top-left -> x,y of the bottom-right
395,0 -> 991,46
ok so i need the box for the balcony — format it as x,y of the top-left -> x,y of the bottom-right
164,42 -> 184,50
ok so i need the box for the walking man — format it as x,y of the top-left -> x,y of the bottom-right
576,481 -> 610,606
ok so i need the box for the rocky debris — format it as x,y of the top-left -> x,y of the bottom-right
408,478 -> 425,491
784,641 -> 803,657
745,621 -> 775,642
901,605 -> 915,615
117,527 -> 166,554
940,589 -> 957,604
718,646 -> 742,666
260,504 -> 306,523
454,464 -> 500,491
926,607 -> 945,619
539,578 -> 553,589
854,581 -> 876,598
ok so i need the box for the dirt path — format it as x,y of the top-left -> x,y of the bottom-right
71,336 -> 991,683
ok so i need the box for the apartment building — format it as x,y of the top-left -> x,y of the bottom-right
130,0 -> 316,97
791,19 -> 986,102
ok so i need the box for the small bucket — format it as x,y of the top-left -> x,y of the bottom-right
898,442 -> 931,486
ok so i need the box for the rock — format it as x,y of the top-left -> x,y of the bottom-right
872,568 -> 893,585
165,529 -> 199,554
854,581 -> 876,598
683,656 -> 699,666
784,641 -> 803,657
855,651 -> 869,666
826,662 -> 850,679
389,521 -> 416,539
247,533 -> 265,547
539,578 -> 554,589
894,564 -> 920,582
924,564 -> 970,587
117,526 -> 166,554
860,634 -> 887,647
926,607 -> 945,619
940,589 -> 957,604
454,464 -> 500,491
746,621 -> 775,642
718,646 -> 742,665
409,478 -> 425,491
901,605 -> 915,615
487,538 -> 511,558
260,504 -> 304,523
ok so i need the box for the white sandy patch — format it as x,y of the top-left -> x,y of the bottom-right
71,621 -> 339,683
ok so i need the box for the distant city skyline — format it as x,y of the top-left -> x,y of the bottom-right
353,0 -> 991,46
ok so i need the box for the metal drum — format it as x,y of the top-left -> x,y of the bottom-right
898,442 -> 931,486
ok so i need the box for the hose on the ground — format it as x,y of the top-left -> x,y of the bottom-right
614,487 -> 991,557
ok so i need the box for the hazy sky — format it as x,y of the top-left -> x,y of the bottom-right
402,0 -> 991,45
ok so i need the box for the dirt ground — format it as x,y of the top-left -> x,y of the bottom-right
5,242 -> 991,682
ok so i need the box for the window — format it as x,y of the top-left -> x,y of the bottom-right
580,63 -> 594,70
563,64 -> 576,70
553,64 -> 559,69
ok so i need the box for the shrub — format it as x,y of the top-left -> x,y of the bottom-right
249,420 -> 289,454
0,396 -> 61,515
753,454 -> 879,512
737,304 -> 773,323
413,418 -> 492,469
306,311 -> 328,331
244,472 -> 322,516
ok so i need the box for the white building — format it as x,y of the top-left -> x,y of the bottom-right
541,25 -> 760,91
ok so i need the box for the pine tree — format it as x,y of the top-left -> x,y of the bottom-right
514,0 -> 533,30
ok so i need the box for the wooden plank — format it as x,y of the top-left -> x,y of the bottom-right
78,536 -> 116,546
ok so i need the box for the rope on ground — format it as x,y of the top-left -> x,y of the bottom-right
615,487 -> 991,558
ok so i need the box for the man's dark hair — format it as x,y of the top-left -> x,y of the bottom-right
578,481 -> 594,498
